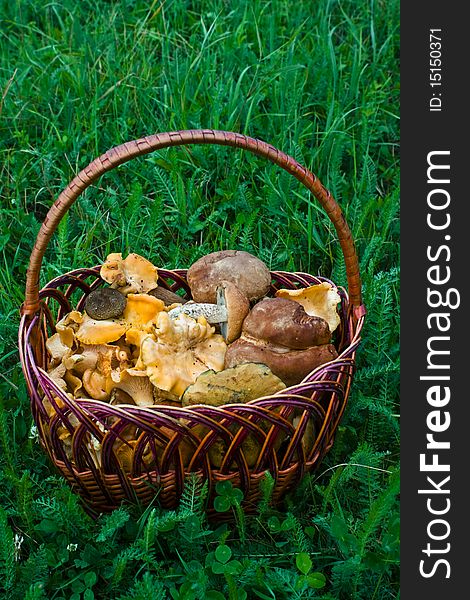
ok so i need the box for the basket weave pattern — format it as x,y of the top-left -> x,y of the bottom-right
18,130 -> 365,515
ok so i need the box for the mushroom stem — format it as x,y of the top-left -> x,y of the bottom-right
167,281 -> 249,343
167,302 -> 228,324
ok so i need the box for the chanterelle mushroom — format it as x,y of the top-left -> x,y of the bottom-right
167,280 -> 249,343
187,250 -> 272,303
113,370 -> 154,406
75,313 -> 127,345
100,252 -> 159,295
134,311 -> 227,397
122,294 -> 165,331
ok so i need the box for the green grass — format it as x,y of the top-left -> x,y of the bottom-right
0,0 -> 399,598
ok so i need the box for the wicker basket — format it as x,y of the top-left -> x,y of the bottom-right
18,129 -> 366,517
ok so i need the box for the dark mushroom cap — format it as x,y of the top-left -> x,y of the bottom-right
187,250 -> 271,303
224,339 -> 338,387
85,288 -> 127,320
149,286 -> 188,306
242,297 -> 331,349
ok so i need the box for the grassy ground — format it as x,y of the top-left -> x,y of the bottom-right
0,1 -> 400,598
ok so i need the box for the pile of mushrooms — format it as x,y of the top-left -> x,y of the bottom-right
45,250 -> 341,471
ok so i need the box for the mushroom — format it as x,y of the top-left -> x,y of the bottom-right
112,370 -> 155,407
292,414 -> 316,458
82,368 -> 113,401
224,297 -> 338,386
80,345 -> 129,400
63,343 -> 129,375
73,293 -> 165,346
46,363 -> 68,392
275,282 -> 341,334
84,288 -> 127,320
109,388 -> 136,406
187,250 -> 272,304
181,363 -> 286,407
149,286 -> 188,306
133,311 -> 227,397
122,293 -> 165,331
46,333 -> 73,366
241,297 -> 332,348
167,280 -> 249,343
113,438 -> 155,474
75,313 -> 127,345
100,252 -> 159,295
64,371 -> 84,397
55,311 -> 83,348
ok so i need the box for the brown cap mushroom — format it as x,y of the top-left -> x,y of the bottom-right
149,286 -> 188,306
224,341 -> 337,387
225,341 -> 337,387
275,282 -> 341,334
167,280 -> 249,343
224,297 -> 338,386
241,297 -> 331,348
187,250 -> 271,303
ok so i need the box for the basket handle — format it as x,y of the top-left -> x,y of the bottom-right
22,129 -> 364,317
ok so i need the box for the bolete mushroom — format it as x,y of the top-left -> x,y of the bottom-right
187,250 -> 271,304
181,363 -> 286,407
224,297 -> 338,386
275,282 -> 341,334
241,297 -> 332,348
167,280 -> 249,343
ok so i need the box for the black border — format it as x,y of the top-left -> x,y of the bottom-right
401,3 -> 467,596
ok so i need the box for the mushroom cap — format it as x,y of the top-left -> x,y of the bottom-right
224,339 -> 338,387
242,297 -> 331,349
55,311 -> 83,347
82,367 -> 113,400
149,286 -> 188,306
181,363 -> 286,407
85,288 -> 127,320
46,333 -> 73,365
63,343 -> 127,375
100,252 -> 159,295
275,282 -> 341,334
75,313 -> 127,345
100,253 -> 127,287
216,280 -> 250,343
123,293 -> 164,330
129,312 -> 227,397
187,250 -> 271,303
